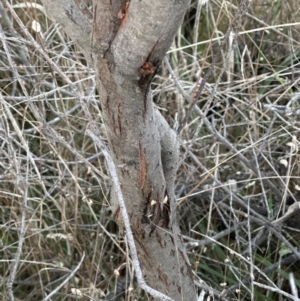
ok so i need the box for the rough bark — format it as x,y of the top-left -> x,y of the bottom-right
41,1 -> 196,300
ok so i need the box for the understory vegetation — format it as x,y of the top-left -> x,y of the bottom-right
1,0 -> 300,300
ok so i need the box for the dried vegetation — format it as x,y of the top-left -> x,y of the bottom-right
1,0 -> 300,300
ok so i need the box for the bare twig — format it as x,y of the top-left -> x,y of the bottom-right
225,253 -> 299,297
42,252 -> 85,301
263,93 -> 300,116
192,104 -> 282,198
6,147 -> 29,301
184,220 -> 249,249
177,0 -> 251,133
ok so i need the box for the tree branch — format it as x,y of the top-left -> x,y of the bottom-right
40,0 -> 93,65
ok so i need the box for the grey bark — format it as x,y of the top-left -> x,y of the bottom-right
41,1 -> 196,300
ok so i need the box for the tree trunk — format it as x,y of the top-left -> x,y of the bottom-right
41,1 -> 196,300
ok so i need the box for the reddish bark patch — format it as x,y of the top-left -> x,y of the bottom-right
139,143 -> 147,191
114,206 -> 124,233
118,1 -> 129,28
139,61 -> 156,77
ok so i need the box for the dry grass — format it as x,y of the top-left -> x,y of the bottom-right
1,0 -> 300,300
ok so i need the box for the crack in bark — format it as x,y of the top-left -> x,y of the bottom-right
138,143 -> 147,192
